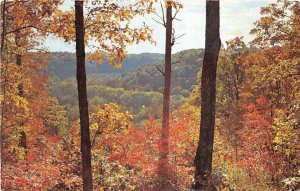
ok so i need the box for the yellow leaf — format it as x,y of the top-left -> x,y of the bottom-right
114,63 -> 122,69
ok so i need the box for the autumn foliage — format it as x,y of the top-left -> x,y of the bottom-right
1,0 -> 299,190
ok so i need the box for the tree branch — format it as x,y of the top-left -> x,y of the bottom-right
175,33 -> 186,40
172,7 -> 181,21
155,12 -> 165,24
153,1 -> 166,27
5,25 -> 37,35
171,27 -> 185,47
160,1 -> 166,26
172,53 -> 184,65
152,18 -> 166,27
155,64 -> 165,76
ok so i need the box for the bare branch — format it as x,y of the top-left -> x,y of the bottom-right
173,18 -> 181,21
160,1 -> 166,25
173,42 -> 182,46
172,7 -> 181,21
171,27 -> 185,47
153,1 -> 166,27
174,33 -> 186,40
172,53 -> 184,65
152,18 -> 166,27
154,12 -> 164,23
155,64 -> 165,76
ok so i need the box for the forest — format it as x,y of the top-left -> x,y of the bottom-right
0,0 -> 299,191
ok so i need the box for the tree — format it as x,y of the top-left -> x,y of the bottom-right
0,1 -> 67,172
237,97 -> 282,177
216,37 -> 247,165
0,0 -> 64,159
194,0 -> 221,189
152,1 -> 183,188
74,1 -> 93,190
250,0 -> 300,53
1,54 -> 69,190
236,0 -> 300,181
61,2 -> 156,186
158,1 -> 173,187
15,31 -> 27,154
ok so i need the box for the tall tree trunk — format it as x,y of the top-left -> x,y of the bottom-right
75,1 -> 93,190
1,0 -> 6,55
194,0 -> 221,189
158,2 -> 172,189
1,0 -> 7,164
15,32 -> 27,153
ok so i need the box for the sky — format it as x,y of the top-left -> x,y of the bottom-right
43,0 -> 274,54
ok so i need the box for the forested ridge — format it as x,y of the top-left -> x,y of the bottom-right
50,49 -> 203,122
45,52 -> 165,79
1,0 -> 299,191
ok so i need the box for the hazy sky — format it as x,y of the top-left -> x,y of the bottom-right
43,0 -> 274,54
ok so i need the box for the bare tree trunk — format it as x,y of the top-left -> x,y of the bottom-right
75,1 -> 93,190
158,3 -> 172,189
194,0 -> 221,190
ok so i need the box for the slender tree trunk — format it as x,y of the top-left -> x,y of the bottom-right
1,0 -> 7,165
194,0 -> 221,189
158,3 -> 172,189
1,0 -> 6,55
234,140 -> 238,164
16,54 -> 24,96
75,1 -> 93,190
15,32 -> 27,153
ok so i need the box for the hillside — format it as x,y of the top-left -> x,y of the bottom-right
49,49 -> 204,122
46,52 -> 165,79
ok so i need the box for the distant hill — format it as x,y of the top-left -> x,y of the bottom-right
49,49 -> 204,122
46,52 -> 165,79
47,49 -> 203,92
118,49 -> 204,92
